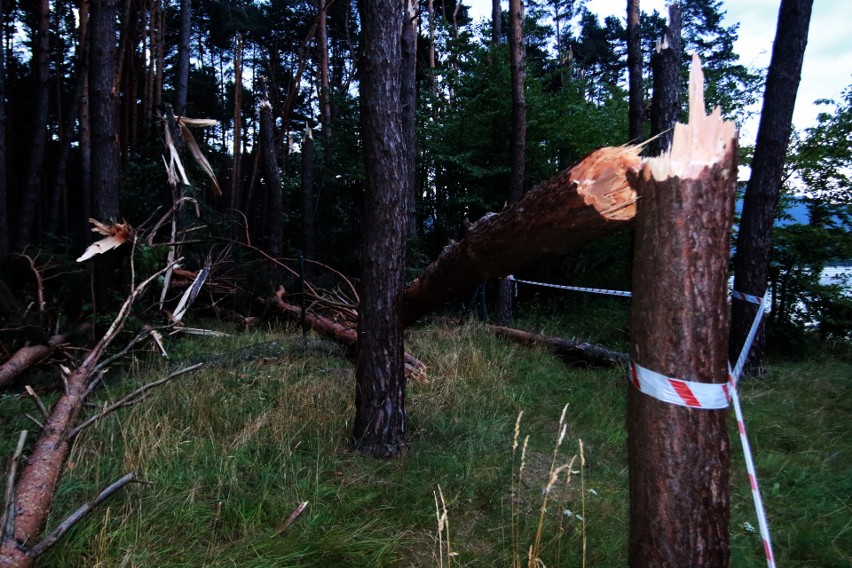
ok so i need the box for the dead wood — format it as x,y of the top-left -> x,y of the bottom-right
401,146 -> 642,327
487,325 -> 628,368
0,260 -> 178,567
25,473 -> 146,559
0,335 -> 66,390
269,296 -> 427,383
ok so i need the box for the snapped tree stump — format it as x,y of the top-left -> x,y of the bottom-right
627,54 -> 738,567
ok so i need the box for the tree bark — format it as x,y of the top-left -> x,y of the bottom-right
498,0 -> 527,326
354,0 -> 409,458
14,0 -> 50,250
175,0 -> 191,114
230,33 -> 243,212
48,0 -> 90,237
730,0 -> 813,375
626,0 -> 643,143
649,3 -> 682,156
259,96 -> 282,258
628,55 -> 737,568
269,298 -> 427,383
301,129 -> 316,262
90,0 -> 121,222
402,146 -> 641,327
491,0 -> 501,44
487,325 -> 627,367
402,0 -> 417,240
316,0 -> 331,144
0,0 -> 7,257
0,335 -> 66,390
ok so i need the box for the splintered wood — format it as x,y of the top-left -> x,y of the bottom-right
401,145 -> 642,327
645,53 -> 738,180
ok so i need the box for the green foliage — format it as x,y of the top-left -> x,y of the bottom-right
769,84 -> 852,343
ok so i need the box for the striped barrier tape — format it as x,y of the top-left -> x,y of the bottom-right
629,361 -> 731,409
731,290 -> 764,305
731,292 -> 770,388
730,376 -> 776,568
728,291 -> 775,568
506,275 -> 632,298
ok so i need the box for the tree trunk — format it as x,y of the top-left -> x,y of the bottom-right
301,129 -> 316,262
258,92 -> 282,258
269,297 -> 426,383
628,55 -> 737,568
316,0 -> 331,144
48,0 -> 90,237
402,146 -> 641,327
401,0 -> 417,239
354,0 -> 408,458
730,0 -> 813,375
90,0 -> 120,222
491,0 -> 501,44
498,0 -> 527,326
0,0 -> 7,257
79,74 -> 92,246
175,0 -> 191,114
488,325 -> 627,367
14,0 -> 50,250
649,3 -> 682,156
230,33 -> 243,212
626,0 -> 643,143
0,334 -> 67,390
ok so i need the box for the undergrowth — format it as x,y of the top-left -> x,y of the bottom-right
0,311 -> 848,567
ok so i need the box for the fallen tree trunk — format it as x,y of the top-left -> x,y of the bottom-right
401,146 -> 642,327
270,297 -> 427,383
0,263 -> 176,567
0,335 -> 67,390
487,325 -> 627,368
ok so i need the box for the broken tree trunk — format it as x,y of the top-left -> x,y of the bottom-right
627,55 -> 737,567
270,297 -> 427,383
0,335 -> 66,390
487,325 -> 627,368
401,146 -> 641,327
0,263 -> 174,567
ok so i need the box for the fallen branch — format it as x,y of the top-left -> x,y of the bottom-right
276,501 -> 309,535
25,472 -> 145,559
0,258 -> 179,567
0,431 -> 28,543
0,335 -> 67,390
270,296 -> 427,383
487,325 -> 628,368
401,146 -> 642,327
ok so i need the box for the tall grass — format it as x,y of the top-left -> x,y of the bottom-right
0,314 -> 848,566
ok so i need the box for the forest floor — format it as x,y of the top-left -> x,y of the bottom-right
1,301 -> 849,567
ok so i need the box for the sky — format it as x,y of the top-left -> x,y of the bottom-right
467,0 -> 852,143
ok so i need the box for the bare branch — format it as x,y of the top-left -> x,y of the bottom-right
0,431 -> 29,542
24,387 -> 50,420
67,363 -> 204,440
26,473 -> 146,558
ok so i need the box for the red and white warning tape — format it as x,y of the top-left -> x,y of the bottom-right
731,290 -> 764,305
628,361 -> 731,409
729,292 -> 775,568
506,275 -> 632,298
